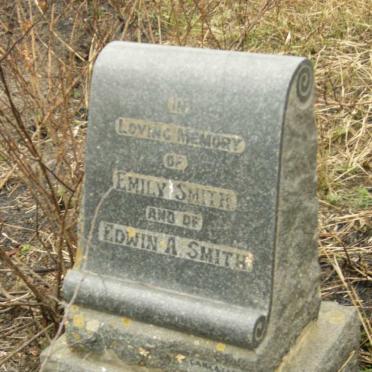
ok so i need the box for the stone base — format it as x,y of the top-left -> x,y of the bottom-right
40,301 -> 359,372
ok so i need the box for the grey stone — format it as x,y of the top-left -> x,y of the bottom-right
278,302 -> 360,372
41,42 -> 360,371
41,302 -> 359,372
71,41 -> 319,349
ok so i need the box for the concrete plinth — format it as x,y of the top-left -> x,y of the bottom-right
41,301 -> 359,372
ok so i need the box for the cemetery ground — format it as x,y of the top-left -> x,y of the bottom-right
0,1 -> 370,371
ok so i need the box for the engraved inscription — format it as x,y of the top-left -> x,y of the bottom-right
163,152 -> 188,171
146,206 -> 202,231
99,221 -> 254,272
115,117 -> 245,154
113,171 -> 237,211
167,95 -> 190,115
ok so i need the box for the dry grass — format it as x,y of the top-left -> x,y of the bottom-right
0,0 -> 371,370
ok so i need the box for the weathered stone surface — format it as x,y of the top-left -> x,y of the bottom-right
68,41 -> 319,351
278,301 -> 360,372
40,42 -> 360,371
41,302 -> 359,372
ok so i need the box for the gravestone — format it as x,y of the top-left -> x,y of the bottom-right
41,42 -> 360,371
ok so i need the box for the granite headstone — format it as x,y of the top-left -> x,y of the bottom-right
42,42 -> 360,372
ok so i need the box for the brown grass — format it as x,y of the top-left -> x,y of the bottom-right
0,0 -> 371,370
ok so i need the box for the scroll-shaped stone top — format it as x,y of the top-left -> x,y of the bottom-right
65,42 -> 318,350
